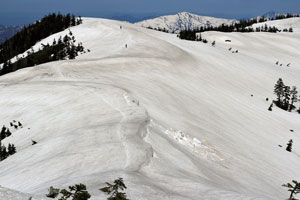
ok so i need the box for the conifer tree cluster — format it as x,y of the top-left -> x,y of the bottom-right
146,26 -> 169,33
46,178 -> 129,200
0,126 -> 16,161
0,13 -> 82,64
283,28 -> 294,32
10,120 -> 23,129
274,13 -> 300,20
273,78 -> 298,111
254,24 -> 279,33
179,24 -> 283,41
0,30 -> 86,76
46,184 -> 91,200
178,31 -> 207,43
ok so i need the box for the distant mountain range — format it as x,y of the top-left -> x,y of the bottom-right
262,11 -> 279,19
135,12 -> 237,33
0,25 -> 23,44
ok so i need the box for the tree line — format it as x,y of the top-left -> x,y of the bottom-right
0,30 -> 86,76
0,13 -> 82,64
178,13 -> 298,41
271,13 -> 300,20
146,26 -> 169,33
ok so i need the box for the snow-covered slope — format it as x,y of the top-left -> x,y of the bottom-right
135,12 -> 237,33
0,186 -> 44,200
0,17 -> 300,200
252,17 -> 300,33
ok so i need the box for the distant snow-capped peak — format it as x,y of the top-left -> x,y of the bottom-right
262,11 -> 280,19
135,12 -> 237,33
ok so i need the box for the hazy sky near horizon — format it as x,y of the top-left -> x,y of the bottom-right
1,0 -> 300,25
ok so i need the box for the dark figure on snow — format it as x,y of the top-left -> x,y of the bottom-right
125,44 -> 127,48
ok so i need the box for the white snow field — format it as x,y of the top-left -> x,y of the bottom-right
252,17 -> 300,33
135,12 -> 237,33
0,17 -> 300,200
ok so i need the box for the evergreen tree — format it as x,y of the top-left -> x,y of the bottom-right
282,180 -> 300,200
67,45 -> 77,59
274,78 -> 285,106
58,183 -> 91,200
64,14 -> 71,29
286,139 -> 293,152
199,33 -> 202,41
6,128 -> 12,137
0,126 -> 6,140
100,178 -> 129,200
212,41 -> 216,46
76,16 -> 83,25
268,103 -> 273,111
71,15 -> 76,27
58,36 -> 63,44
283,86 -> 291,110
46,186 -> 60,198
7,144 -> 16,155
0,144 -> 8,161
289,86 -> 298,111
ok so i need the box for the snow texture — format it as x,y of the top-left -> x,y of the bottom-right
0,16 -> 300,200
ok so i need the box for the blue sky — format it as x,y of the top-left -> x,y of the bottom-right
1,0 -> 300,25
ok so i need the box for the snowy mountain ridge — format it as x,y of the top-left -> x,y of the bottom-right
135,12 -> 237,33
0,17 -> 300,200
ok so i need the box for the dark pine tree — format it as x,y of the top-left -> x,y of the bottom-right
282,180 -> 300,200
5,128 -> 12,138
274,78 -> 285,107
283,86 -> 291,110
7,143 -> 16,155
289,86 -> 298,111
0,143 -> 8,161
0,126 -> 6,140
100,178 -> 129,200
